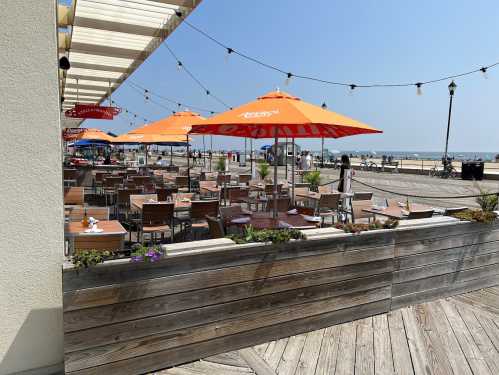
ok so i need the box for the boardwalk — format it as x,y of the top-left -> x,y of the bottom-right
158,287 -> 499,375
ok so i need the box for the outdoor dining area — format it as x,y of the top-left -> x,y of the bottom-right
62,90 -> 443,256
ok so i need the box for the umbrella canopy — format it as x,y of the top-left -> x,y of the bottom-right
260,144 -> 273,150
112,133 -> 190,145
71,140 -> 110,147
190,91 -> 382,138
76,128 -> 115,143
130,111 -> 205,136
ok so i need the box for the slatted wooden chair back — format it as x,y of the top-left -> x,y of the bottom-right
408,210 -> 434,219
175,176 -> 189,188
219,205 -> 244,220
265,184 -> 282,195
294,206 -> 315,216
266,197 -> 290,212
166,165 -> 179,173
64,186 -> 84,205
191,200 -> 219,221
117,189 -> 141,207
172,193 -> 194,202
132,176 -> 152,187
104,176 -> 123,189
353,192 -> 373,201
238,174 -> 252,185
206,216 -> 225,238
142,203 -> 174,226
229,188 -> 249,202
318,193 -> 341,210
352,200 -> 373,223
68,207 -> 109,221
95,172 -> 110,183
216,173 -> 231,186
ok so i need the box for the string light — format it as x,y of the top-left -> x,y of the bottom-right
416,82 -> 423,96
177,61 -> 183,71
144,89 -> 149,103
480,67 -> 488,79
321,102 -> 327,109
285,72 -> 293,86
225,47 -> 233,63
174,14 -> 499,94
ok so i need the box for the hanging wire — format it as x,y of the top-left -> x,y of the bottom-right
162,42 -> 231,109
126,80 -> 218,114
174,12 -> 499,90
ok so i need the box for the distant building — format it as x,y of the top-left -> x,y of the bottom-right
271,142 -> 301,165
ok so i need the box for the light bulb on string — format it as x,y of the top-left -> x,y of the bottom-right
225,47 -> 233,63
416,83 -> 423,96
348,84 -> 356,96
480,67 -> 488,79
284,72 -> 293,86
144,89 -> 149,104
321,102 -> 327,110
177,61 -> 183,71
206,90 -> 210,96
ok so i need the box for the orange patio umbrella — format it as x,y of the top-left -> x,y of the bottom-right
112,133 -> 190,145
190,90 -> 382,218
76,128 -> 115,143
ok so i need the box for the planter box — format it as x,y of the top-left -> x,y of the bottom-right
62,217 -> 499,375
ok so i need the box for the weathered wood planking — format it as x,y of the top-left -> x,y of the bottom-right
63,220 -> 499,375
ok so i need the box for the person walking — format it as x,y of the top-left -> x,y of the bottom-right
338,154 -> 351,192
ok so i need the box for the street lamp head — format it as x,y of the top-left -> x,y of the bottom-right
448,80 -> 457,96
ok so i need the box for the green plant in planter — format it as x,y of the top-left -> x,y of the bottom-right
258,162 -> 270,180
476,190 -> 498,212
304,171 -> 321,192
227,226 -> 306,244
335,219 -> 399,233
71,250 -> 113,271
450,209 -> 497,224
130,244 -> 163,263
215,156 -> 226,172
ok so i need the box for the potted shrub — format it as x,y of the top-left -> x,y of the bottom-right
304,171 -> 321,192
215,156 -> 226,172
258,162 -> 270,181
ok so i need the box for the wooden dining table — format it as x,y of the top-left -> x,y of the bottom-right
131,199 -> 191,212
362,203 -> 434,220
230,212 -> 318,230
64,220 -> 127,254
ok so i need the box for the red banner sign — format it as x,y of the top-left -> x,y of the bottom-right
65,104 -> 121,120
62,127 -> 85,141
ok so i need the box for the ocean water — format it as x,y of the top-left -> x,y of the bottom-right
330,151 -> 499,161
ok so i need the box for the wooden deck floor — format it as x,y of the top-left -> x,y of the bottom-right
157,287 -> 499,375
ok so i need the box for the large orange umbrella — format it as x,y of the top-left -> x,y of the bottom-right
190,90 -> 382,218
76,128 -> 115,143
190,91 -> 381,138
130,111 -> 205,136
112,133 -> 190,145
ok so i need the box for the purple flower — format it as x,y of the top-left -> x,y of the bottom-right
150,253 -> 162,262
130,255 -> 143,262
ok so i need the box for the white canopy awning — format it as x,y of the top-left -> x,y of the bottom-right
59,0 -> 201,127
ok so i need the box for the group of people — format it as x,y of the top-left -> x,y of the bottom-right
296,151 -> 313,170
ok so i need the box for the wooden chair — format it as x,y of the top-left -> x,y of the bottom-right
132,175 -> 152,188
129,194 -> 158,214
293,206 -> 315,216
141,202 -> 175,244
220,205 -> 251,222
64,186 -> 84,206
408,210 -> 434,219
199,180 -> 219,197
67,207 -> 110,222
156,187 -> 178,202
353,192 -> 373,201
293,186 -> 310,205
103,176 -> 124,205
116,189 -> 141,219
216,173 -> 231,186
351,200 -> 374,223
317,193 -> 341,225
228,188 -> 251,208
166,165 -> 179,173
238,174 -> 252,185
264,184 -> 282,196
206,215 -> 225,239
94,172 -> 110,193
266,197 -> 290,213
189,200 -> 220,238
175,176 -> 189,190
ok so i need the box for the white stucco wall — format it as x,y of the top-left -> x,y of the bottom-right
0,1 -> 64,374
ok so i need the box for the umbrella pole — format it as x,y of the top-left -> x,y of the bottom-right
273,133 -> 278,220
187,137 -> 191,192
291,138 -> 295,206
145,144 -> 148,168
321,137 -> 324,168
170,146 -> 173,166
209,135 -> 213,172
250,138 -> 253,177
202,135 -> 206,169
285,138 -> 288,180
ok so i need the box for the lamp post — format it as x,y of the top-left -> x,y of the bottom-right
444,81 -> 457,160
321,102 -> 327,168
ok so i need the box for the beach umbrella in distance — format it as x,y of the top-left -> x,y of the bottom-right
76,128 -> 115,143
127,111 -> 205,189
190,90 -> 382,219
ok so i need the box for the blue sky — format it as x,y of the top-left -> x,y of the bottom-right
82,0 -> 499,153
